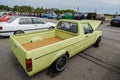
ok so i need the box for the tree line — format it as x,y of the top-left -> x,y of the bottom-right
0,5 -> 75,14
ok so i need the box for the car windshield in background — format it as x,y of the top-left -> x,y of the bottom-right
114,16 -> 120,19
7,16 -> 18,23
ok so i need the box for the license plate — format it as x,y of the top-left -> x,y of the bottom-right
114,21 -> 118,23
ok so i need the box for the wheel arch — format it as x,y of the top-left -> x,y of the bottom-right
51,50 -> 69,64
95,31 -> 102,40
93,33 -> 102,47
13,30 -> 24,35
49,26 -> 55,30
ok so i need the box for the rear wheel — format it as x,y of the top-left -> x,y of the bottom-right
14,30 -> 24,35
51,54 -> 68,72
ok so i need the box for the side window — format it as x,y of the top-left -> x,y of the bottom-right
82,23 -> 93,34
19,18 -> 24,24
32,18 -> 45,24
57,22 -> 78,33
19,18 -> 33,24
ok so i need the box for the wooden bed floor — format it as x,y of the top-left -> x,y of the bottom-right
22,37 -> 62,51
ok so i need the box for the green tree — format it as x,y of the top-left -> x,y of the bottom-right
18,6 -> 33,13
0,5 -> 10,11
35,7 -> 44,13
63,9 -> 75,14
0,4 -> 76,15
13,5 -> 20,12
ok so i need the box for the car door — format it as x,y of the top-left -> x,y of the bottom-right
19,18 -> 35,32
32,18 -> 48,31
82,23 -> 96,48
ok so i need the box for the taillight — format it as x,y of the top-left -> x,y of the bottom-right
0,27 -> 2,30
26,59 -> 32,72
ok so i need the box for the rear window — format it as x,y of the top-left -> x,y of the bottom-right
7,16 -> 17,23
57,21 -> 78,33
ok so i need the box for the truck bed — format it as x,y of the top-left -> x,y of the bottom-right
22,37 -> 63,51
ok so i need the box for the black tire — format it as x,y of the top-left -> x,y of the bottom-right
94,36 -> 102,47
49,26 -> 55,30
14,30 -> 24,35
51,54 -> 68,72
111,23 -> 114,26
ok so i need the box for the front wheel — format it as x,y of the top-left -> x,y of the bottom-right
49,26 -> 55,30
51,55 -> 68,72
94,36 -> 102,47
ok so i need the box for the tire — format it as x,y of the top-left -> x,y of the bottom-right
94,36 -> 102,47
14,30 -> 24,35
111,23 -> 114,26
51,54 -> 68,72
49,26 -> 55,30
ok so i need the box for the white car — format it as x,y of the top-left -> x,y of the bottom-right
0,16 -> 56,36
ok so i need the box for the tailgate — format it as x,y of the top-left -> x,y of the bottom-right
10,36 -> 27,70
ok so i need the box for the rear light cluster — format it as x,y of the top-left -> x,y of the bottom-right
0,27 -> 2,30
26,59 -> 32,72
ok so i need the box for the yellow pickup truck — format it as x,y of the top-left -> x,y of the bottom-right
10,20 -> 102,76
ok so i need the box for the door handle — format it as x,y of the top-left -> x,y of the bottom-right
35,25 -> 38,26
85,35 -> 88,38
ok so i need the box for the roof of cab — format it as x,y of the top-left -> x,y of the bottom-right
59,19 -> 101,30
59,19 -> 100,23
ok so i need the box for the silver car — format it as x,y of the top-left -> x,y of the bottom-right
0,16 -> 56,36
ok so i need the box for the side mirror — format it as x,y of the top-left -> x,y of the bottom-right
90,29 -> 94,33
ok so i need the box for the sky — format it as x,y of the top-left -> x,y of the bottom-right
0,0 -> 120,14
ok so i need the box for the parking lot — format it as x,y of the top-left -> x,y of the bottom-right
0,19 -> 120,80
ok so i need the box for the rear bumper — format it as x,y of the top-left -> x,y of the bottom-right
0,31 -> 13,36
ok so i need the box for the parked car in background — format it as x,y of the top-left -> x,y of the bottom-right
0,15 -> 16,22
74,12 -> 105,23
0,16 -> 56,36
86,13 -> 105,23
61,13 -> 73,19
73,13 -> 86,20
47,14 -> 57,19
0,12 -> 8,17
86,12 -> 97,19
96,14 -> 105,23
110,16 -> 120,27
41,14 -> 49,18
56,14 -> 64,20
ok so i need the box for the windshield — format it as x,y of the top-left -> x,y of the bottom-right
7,16 -> 18,23
114,16 -> 120,19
